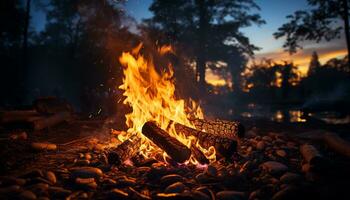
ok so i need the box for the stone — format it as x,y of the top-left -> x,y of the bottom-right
116,176 -> 136,187
74,159 -> 90,166
20,169 -> 44,179
28,183 -> 49,195
256,141 -> 265,150
165,182 -> 186,193
280,172 -> 302,184
109,188 -> 129,199
0,176 -> 26,186
48,186 -> 72,198
70,167 -> 103,179
0,185 -> 21,194
261,161 -> 288,175
45,171 -> 56,185
276,150 -> 287,158
160,174 -> 185,186
31,142 -> 57,151
18,190 -> 37,200
262,136 -> 272,142
216,191 -> 245,200
206,165 -> 218,177
271,185 -> 300,200
192,191 -> 210,200
75,178 -> 97,190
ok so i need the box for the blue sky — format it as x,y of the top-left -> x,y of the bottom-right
32,0 -> 347,74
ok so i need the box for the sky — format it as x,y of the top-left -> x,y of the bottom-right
32,0 -> 347,83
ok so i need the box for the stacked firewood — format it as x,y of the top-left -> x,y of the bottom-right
0,97 -> 72,131
106,118 -> 245,165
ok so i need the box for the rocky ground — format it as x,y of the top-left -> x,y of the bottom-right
0,119 -> 350,200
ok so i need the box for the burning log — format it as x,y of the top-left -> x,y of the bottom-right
189,118 -> 245,140
191,145 -> 209,165
107,135 -> 141,165
142,121 -> 191,163
173,123 -> 237,158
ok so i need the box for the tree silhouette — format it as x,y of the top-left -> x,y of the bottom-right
308,51 -> 321,76
274,0 -> 350,67
146,0 -> 265,91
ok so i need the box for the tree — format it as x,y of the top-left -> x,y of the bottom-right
274,0 -> 350,68
308,51 -> 321,76
146,0 -> 264,91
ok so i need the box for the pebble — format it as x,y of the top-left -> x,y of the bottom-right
28,183 -> 49,195
0,185 -> 21,194
206,165 -> 218,176
216,191 -> 245,200
160,174 -> 185,186
0,176 -> 26,186
280,172 -> 301,184
165,182 -> 186,193
48,186 -> 72,198
262,136 -> 272,142
261,161 -> 288,175
70,167 -> 103,179
276,150 -> 287,157
18,190 -> 37,200
256,141 -> 265,150
109,188 -> 129,199
74,159 -> 90,166
271,185 -> 299,200
75,178 -> 97,190
192,191 -> 210,200
21,169 -> 44,179
45,171 -> 56,185
31,142 -> 57,151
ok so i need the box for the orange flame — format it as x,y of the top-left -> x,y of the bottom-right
117,43 -> 215,164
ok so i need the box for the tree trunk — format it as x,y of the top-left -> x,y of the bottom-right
342,0 -> 350,68
22,0 -> 31,80
196,0 -> 208,90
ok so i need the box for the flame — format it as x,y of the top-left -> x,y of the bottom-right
117,43 -> 215,164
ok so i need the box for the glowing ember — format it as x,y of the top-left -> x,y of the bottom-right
117,43 -> 215,164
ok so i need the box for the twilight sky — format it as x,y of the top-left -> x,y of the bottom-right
32,0 -> 347,82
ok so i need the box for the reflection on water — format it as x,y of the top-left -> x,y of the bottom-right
288,110 -> 307,123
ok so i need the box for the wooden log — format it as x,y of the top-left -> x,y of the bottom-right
142,121 -> 191,163
173,123 -> 237,158
189,118 -> 245,139
0,110 -> 39,123
107,135 -> 141,165
31,112 -> 71,130
33,96 -> 73,114
297,130 -> 350,158
300,144 -> 324,165
191,144 -> 209,165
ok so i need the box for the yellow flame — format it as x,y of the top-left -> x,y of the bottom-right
117,43 -> 215,164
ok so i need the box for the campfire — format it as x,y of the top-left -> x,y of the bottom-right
108,44 -> 244,166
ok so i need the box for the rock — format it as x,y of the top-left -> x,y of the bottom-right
20,169 -> 44,179
109,188 -> 129,199
261,161 -> 288,175
195,173 -> 216,184
0,176 -> 26,186
165,182 -> 186,193
74,159 -> 90,166
70,167 -> 103,179
256,141 -> 265,150
128,187 -> 151,199
31,142 -> 57,151
262,136 -> 272,142
155,193 -> 188,200
192,191 -> 210,200
45,171 -> 56,185
75,178 -> 97,190
301,164 -> 311,173
116,176 -> 136,187
48,186 -> 72,198
206,165 -> 218,177
271,185 -> 300,200
85,153 -> 92,160
160,174 -> 185,186
18,190 -> 37,200
280,172 -> 302,184
0,185 -> 21,194
216,191 -> 245,200
276,150 -> 287,157
28,183 -> 49,195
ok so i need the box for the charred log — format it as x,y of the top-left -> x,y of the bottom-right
173,123 -> 237,158
142,121 -> 191,163
189,118 -> 245,139
191,144 -> 209,165
107,135 -> 141,165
